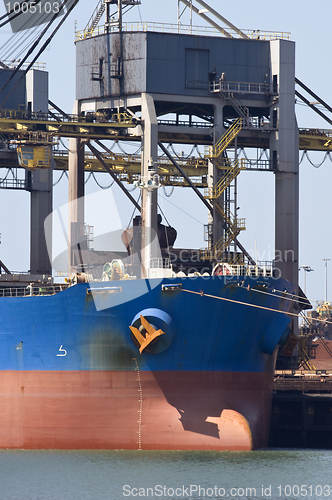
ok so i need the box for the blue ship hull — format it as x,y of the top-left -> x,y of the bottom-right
0,274 -> 295,450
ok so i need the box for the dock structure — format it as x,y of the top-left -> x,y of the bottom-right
270,372 -> 332,449
68,0 -> 299,300
0,65 -> 52,276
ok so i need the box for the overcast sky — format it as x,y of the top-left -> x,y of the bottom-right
0,0 -> 331,306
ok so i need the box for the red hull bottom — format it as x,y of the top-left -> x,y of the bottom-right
0,370 -> 273,450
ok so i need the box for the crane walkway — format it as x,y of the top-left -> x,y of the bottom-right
0,107 -> 331,151
0,109 -> 137,139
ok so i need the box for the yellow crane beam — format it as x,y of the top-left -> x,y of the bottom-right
14,133 -> 331,188
1,107 -> 332,151
299,128 -> 332,151
50,149 -> 208,187
0,109 -> 138,139
52,149 -> 208,173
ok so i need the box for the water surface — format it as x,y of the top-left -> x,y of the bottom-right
0,449 -> 331,500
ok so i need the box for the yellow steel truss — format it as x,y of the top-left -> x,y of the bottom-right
1,107 -> 332,152
0,109 -> 137,139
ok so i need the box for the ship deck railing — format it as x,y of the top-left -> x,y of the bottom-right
75,22 -> 290,42
213,261 -> 274,277
150,257 -> 171,269
0,284 -> 68,298
246,262 -> 274,277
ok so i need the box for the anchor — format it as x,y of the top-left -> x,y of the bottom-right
129,315 -> 165,354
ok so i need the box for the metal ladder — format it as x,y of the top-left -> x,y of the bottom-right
206,118 -> 242,158
84,0 -> 105,34
228,93 -> 250,127
204,158 -> 245,199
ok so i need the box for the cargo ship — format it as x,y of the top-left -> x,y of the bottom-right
0,264 -> 297,450
0,0 -> 305,450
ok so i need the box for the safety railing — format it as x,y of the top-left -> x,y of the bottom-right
0,61 -> 46,71
244,159 -> 274,171
0,109 -> 136,126
214,202 -> 245,230
205,118 -> 242,158
200,217 -> 246,260
165,175 -> 205,186
158,119 -> 212,129
53,149 -> 208,171
75,22 -> 290,41
53,149 -> 139,166
0,178 -> 26,190
299,128 -> 332,138
211,261 -> 275,276
245,263 -> 274,277
210,80 -> 274,95
0,285 -> 67,298
150,258 -> 171,269
275,370 -> 332,377
204,158 -> 245,199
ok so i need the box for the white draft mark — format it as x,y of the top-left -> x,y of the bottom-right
56,345 -> 67,357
